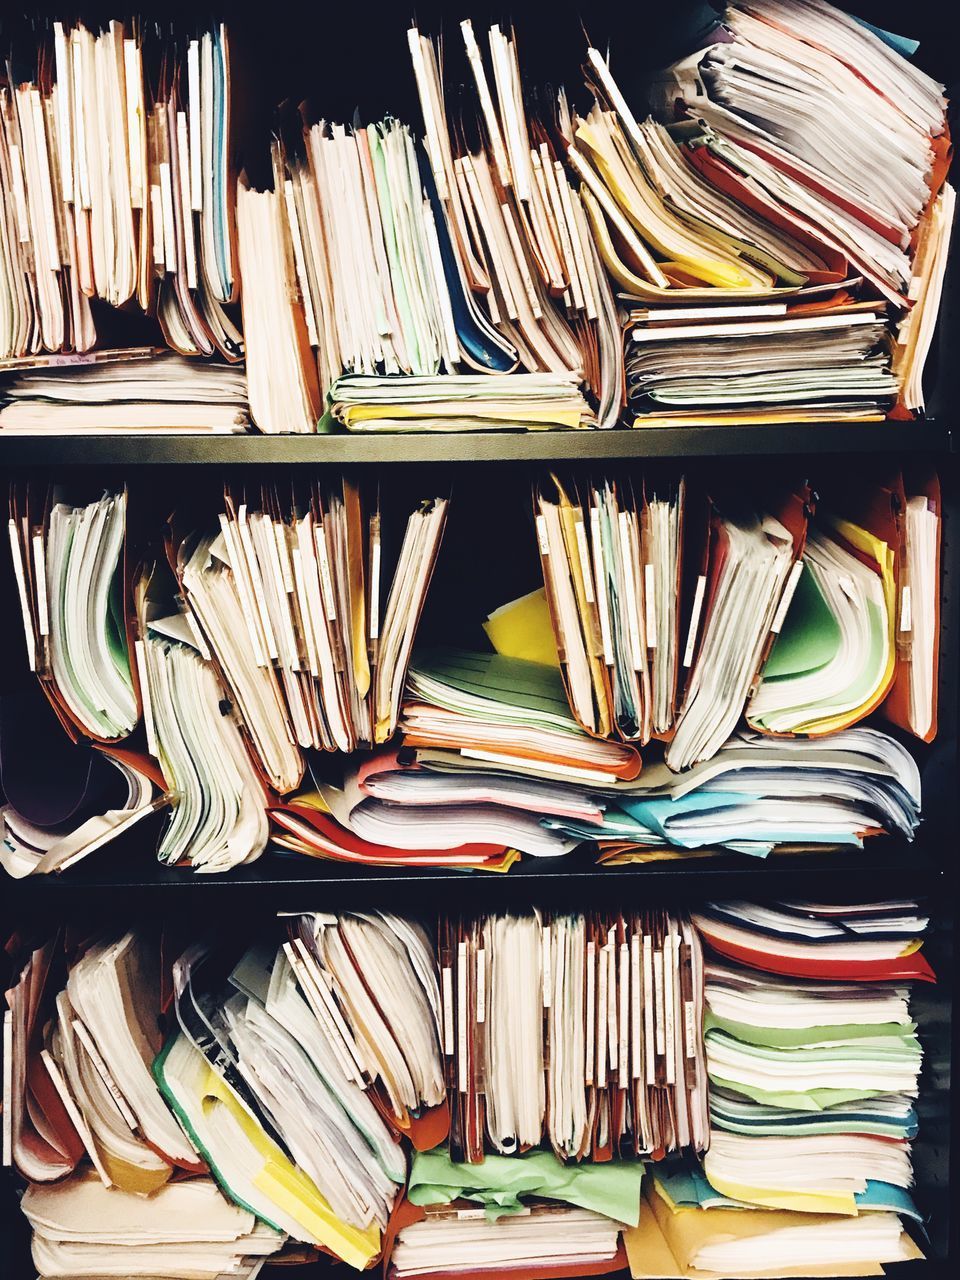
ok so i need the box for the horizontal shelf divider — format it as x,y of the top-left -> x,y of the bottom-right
0,422 -> 950,465
5,845 -> 946,917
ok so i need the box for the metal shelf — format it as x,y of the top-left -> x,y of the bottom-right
0,421 -> 950,465
6,840 -> 947,920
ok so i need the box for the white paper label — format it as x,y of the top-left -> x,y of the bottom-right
457,943 -> 468,1092
575,518 -> 595,604
683,575 -> 707,668
770,559 -> 804,635
899,584 -> 912,633
476,948 -> 486,1024
441,966 -> 454,1056
684,1000 -> 697,1059
644,563 -> 657,649
32,533 -> 49,636
536,513 -> 550,556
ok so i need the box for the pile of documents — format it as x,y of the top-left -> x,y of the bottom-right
310,721 -> 921,864
326,373 -> 594,433
1,4 -> 950,428
0,21 -> 240,365
592,0 -> 952,422
626,898 -> 933,1279
5,901 -> 931,1279
627,1166 -> 922,1278
21,1174 -> 284,1279
268,644 -> 924,865
0,353 -> 250,433
532,467 -> 941,762
580,728 -> 922,859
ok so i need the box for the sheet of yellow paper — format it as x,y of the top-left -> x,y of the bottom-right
285,789 -> 331,814
574,124 -> 758,290
341,405 -> 584,428
703,1168 -> 857,1217
343,479 -> 370,700
484,589 -> 560,668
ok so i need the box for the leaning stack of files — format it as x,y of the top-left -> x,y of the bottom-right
532,467 -> 941,765
0,20 -> 240,365
0,354 -> 250,433
406,19 -> 622,420
136,557 -> 271,873
3,931 -> 205,1191
155,920 -> 446,1269
8,485 -> 141,743
0,687 -> 162,878
172,480 -> 449,763
576,0 -> 952,422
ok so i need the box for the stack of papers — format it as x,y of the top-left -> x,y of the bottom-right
0,22 -> 240,365
302,722 -> 921,865
627,1175 -> 921,1279
691,900 -> 935,986
391,1206 -> 624,1280
625,310 -> 897,420
175,482 -> 448,761
575,0 -> 950,422
326,373 -> 594,433
22,1174 -> 283,1280
568,727 -> 922,860
0,355 -> 250,434
402,649 -> 643,782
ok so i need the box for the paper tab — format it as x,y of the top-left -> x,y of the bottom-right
683,575 -> 706,667
770,559 -> 804,635
441,966 -> 455,1056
